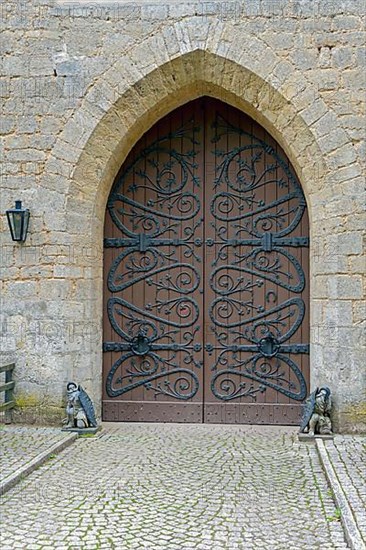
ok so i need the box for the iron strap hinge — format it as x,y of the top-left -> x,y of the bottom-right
104,235 -> 309,249
204,343 -> 309,355
103,342 -> 203,353
103,342 -> 309,354
104,236 -> 191,249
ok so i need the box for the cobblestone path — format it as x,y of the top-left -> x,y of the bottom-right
0,426 -> 73,483
0,424 -> 348,549
325,435 -> 366,545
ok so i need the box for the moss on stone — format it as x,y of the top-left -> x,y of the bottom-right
337,403 -> 366,434
13,393 -> 64,426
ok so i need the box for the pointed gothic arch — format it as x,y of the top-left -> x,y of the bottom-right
43,41 -> 343,416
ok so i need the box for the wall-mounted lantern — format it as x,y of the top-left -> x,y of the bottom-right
6,201 -> 30,242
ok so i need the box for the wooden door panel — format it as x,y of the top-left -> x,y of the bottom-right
103,101 -> 205,422
203,100 -> 309,424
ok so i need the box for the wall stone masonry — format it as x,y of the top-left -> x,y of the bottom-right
0,0 -> 365,431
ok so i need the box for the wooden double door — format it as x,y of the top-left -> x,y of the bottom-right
103,98 -> 309,424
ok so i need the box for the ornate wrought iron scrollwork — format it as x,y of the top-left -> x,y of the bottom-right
103,107 -> 309,410
208,115 -> 309,403
210,352 -> 307,402
103,121 -> 203,400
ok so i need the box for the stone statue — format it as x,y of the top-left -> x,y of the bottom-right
300,387 -> 332,436
63,382 -> 98,430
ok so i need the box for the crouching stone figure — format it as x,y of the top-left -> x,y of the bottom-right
300,387 -> 332,436
63,382 -> 97,430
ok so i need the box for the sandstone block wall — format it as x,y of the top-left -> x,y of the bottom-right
0,0 -> 365,431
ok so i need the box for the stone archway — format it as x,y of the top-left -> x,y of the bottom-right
43,28 -> 351,422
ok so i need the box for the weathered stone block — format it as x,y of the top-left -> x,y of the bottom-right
17,117 -> 38,134
327,232 -> 363,256
43,212 -> 66,232
323,301 -> 353,325
352,301 -> 366,324
343,69 -> 366,91
292,49 -> 318,70
5,149 -> 47,162
341,176 -> 365,196
333,163 -> 362,183
349,256 -> 366,274
53,265 -> 83,279
328,276 -> 363,299
328,143 -> 357,169
318,129 -> 349,154
7,281 -> 38,299
38,280 -> 71,301
331,47 -> 354,69
300,99 -> 328,126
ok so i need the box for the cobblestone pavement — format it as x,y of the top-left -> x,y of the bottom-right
0,425 -> 73,483
0,423 -> 349,549
324,435 -> 366,545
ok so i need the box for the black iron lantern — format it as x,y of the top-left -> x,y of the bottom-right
6,200 -> 30,242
